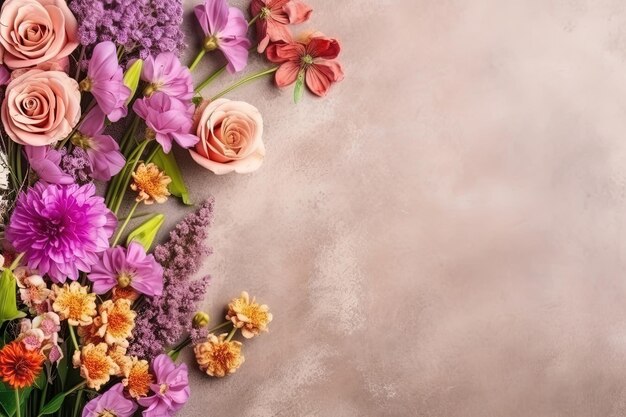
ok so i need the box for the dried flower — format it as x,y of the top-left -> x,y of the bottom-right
93,299 -> 137,347
73,343 -> 120,390
123,357 -> 154,399
131,163 -> 171,204
194,333 -> 244,377
52,282 -> 97,326
0,341 -> 45,389
226,291 -> 273,338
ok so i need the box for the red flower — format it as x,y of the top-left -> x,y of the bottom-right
0,341 -> 44,389
267,35 -> 344,97
251,0 -> 312,52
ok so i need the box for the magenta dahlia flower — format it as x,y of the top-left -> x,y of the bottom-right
88,241 -> 164,297
137,354 -> 190,416
6,182 -> 117,283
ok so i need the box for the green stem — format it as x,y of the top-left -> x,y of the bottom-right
14,389 -> 20,417
167,321 -> 233,357
68,325 -> 79,352
194,65 -> 227,93
112,140 -> 149,214
71,390 -> 83,417
112,200 -> 139,246
226,326 -> 237,342
210,67 -> 278,101
106,136 -> 144,206
120,116 -> 140,156
9,252 -> 24,270
57,101 -> 95,149
189,50 -> 206,72
65,382 -> 86,397
38,378 -> 48,413
74,46 -> 86,81
248,14 -> 260,27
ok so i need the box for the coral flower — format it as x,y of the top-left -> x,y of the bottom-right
137,354 -> 189,416
123,357 -> 154,399
89,242 -> 164,297
82,383 -> 138,417
92,299 -> 137,347
194,333 -> 244,377
52,282 -> 97,326
80,41 -> 131,122
226,291 -> 273,338
15,269 -> 51,313
6,182 -> 117,283
73,343 -> 120,390
0,341 -> 45,389
141,53 -> 194,102
131,163 -> 171,204
194,0 -> 251,73
266,34 -> 344,97
251,0 -> 312,52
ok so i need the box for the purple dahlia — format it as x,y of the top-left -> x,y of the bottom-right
6,182 -> 117,283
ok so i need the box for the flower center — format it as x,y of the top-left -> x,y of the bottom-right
203,35 -> 219,52
143,83 -> 162,97
260,7 -> 271,19
71,132 -> 94,150
117,271 -> 133,288
145,128 -> 157,141
97,410 -> 117,417
301,55 -> 314,66
79,78 -> 92,92
159,383 -> 169,395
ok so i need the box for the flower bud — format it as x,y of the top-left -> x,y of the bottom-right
123,59 -> 144,104
193,312 -> 210,328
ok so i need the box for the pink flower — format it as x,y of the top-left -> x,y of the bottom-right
15,269 -> 52,312
1,69 -> 81,146
137,354 -> 189,416
81,42 -> 131,122
194,0 -> 251,73
267,35 -> 344,97
190,98 -> 265,175
83,383 -> 137,417
141,53 -> 194,102
88,242 -> 164,297
133,92 -> 198,153
0,0 -> 79,69
73,108 -> 125,181
25,146 -> 74,185
250,0 -> 312,52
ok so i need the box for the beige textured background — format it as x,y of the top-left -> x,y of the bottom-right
159,0 -> 626,415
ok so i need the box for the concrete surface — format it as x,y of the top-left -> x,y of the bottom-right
168,0 -> 626,416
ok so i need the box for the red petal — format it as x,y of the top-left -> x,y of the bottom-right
307,37 -> 341,60
275,62 -> 301,87
305,61 -> 344,97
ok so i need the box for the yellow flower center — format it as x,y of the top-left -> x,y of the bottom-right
159,383 -> 169,395
203,35 -> 219,52
117,272 -> 132,288
79,78 -> 92,92
260,7 -> 271,19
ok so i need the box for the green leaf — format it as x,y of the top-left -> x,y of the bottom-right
294,70 -> 305,104
152,149 -> 192,205
126,214 -> 165,251
0,269 -> 26,325
0,381 -> 33,417
38,391 -> 67,416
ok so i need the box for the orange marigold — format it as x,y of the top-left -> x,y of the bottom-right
0,341 -> 44,389
123,356 -> 153,398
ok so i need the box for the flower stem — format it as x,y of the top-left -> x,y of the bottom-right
167,321 -> 233,357
112,200 -> 139,246
9,252 -> 24,270
68,325 -> 79,352
71,389 -> 83,417
210,67 -> 278,101
74,46 -> 86,81
110,140 -> 149,215
189,50 -> 206,72
226,327 -> 237,342
194,65 -> 227,93
248,14 -> 260,27
14,388 -> 20,417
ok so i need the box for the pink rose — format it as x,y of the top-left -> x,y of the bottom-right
0,0 -> 79,69
1,69 -> 81,146
190,99 -> 265,175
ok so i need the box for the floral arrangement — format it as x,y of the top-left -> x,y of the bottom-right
0,0 -> 343,416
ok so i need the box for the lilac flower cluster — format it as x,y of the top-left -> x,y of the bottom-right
69,0 -> 186,60
61,147 -> 93,184
128,198 -> 215,359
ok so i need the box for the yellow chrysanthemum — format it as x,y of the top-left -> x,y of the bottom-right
131,163 -> 171,204
72,343 -> 119,390
52,282 -> 97,326
123,356 -> 154,398
226,291 -> 273,339
108,344 -> 132,377
95,299 -> 136,347
194,333 -> 244,377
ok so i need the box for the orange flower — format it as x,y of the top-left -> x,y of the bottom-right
123,357 -> 153,398
94,299 -> 136,347
52,282 -> 97,326
194,333 -> 244,377
0,341 -> 45,389
226,291 -> 273,338
72,343 -> 119,390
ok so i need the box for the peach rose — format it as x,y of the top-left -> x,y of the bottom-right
1,69 -> 81,146
190,99 -> 265,175
0,0 -> 79,69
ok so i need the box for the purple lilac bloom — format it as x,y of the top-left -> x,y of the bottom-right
83,383 -> 138,417
25,146 -> 74,185
74,107 -> 125,181
137,354 -> 190,417
141,53 -> 194,103
194,0 -> 251,73
83,42 -> 130,122
89,241 -> 164,297
69,0 -> 186,61
133,92 -> 198,153
6,182 -> 117,283
128,199 -> 214,359
60,147 -> 92,184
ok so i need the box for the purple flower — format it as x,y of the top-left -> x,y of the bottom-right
129,199 -> 214,359
74,108 -> 126,181
141,53 -> 194,102
25,146 -> 74,185
137,354 -> 190,416
194,0 -> 251,73
83,383 -> 137,417
60,147 -> 92,184
133,92 -> 198,153
82,42 -> 131,122
89,241 -> 164,297
6,182 -> 117,283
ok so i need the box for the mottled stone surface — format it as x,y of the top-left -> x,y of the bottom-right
161,0 -> 626,415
